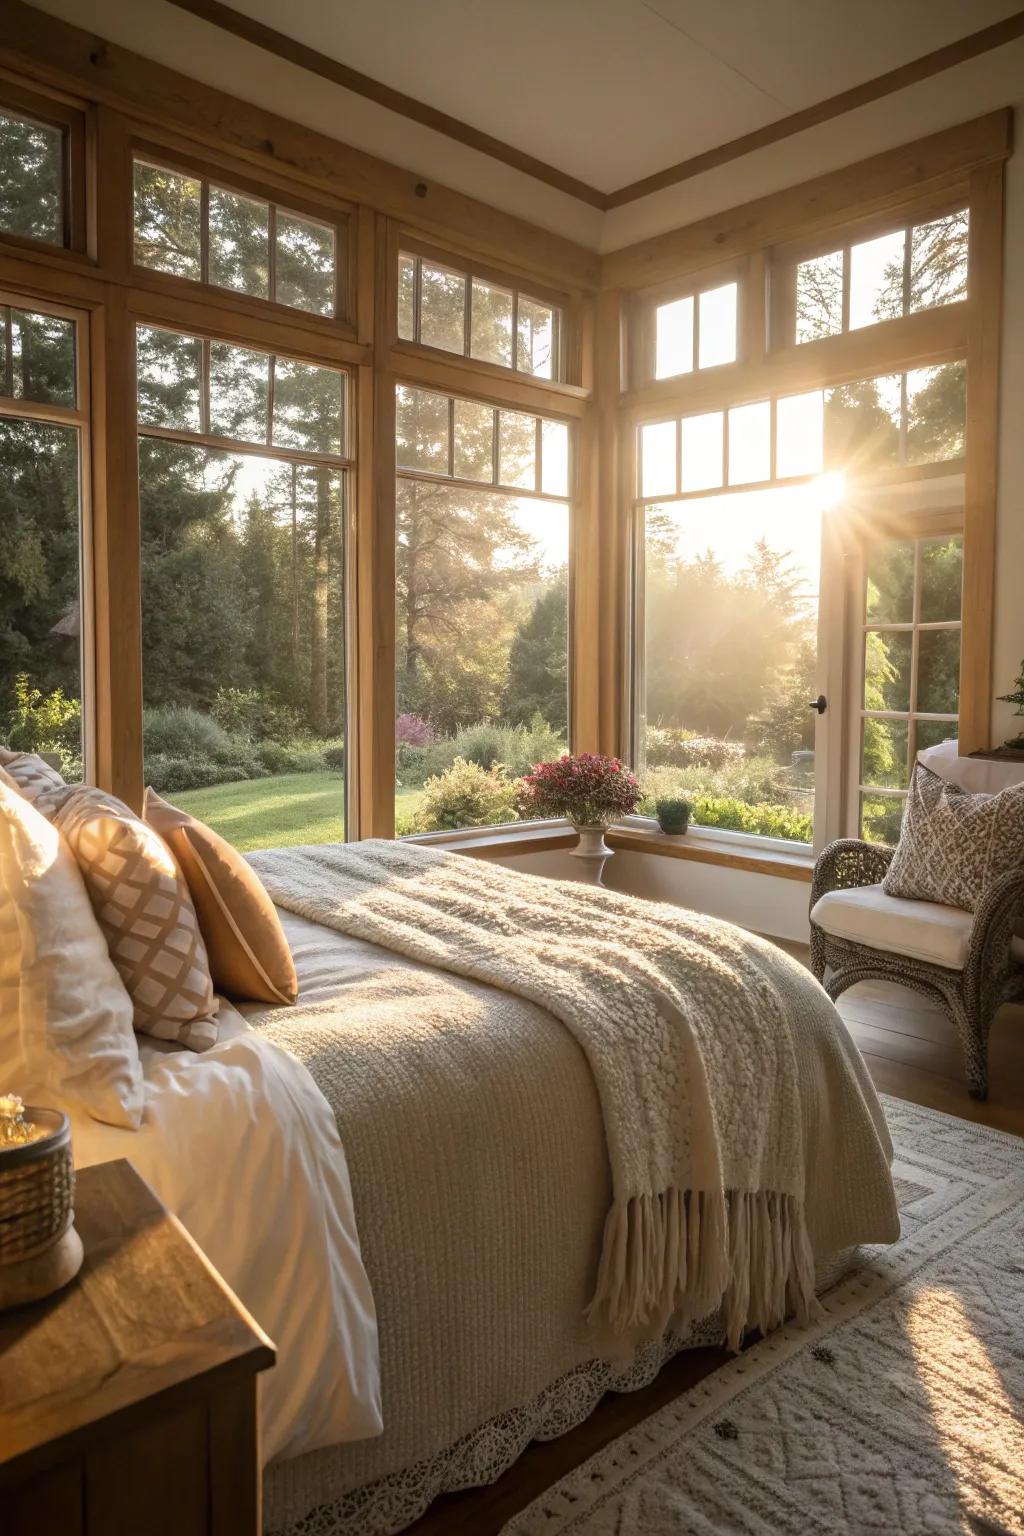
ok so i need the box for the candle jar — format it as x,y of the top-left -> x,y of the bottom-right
0,1104 -> 84,1310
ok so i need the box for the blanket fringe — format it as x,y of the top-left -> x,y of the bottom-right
586,1188 -> 820,1351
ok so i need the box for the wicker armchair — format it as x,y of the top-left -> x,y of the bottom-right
810,838 -> 1024,1101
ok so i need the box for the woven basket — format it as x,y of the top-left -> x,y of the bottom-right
0,1107 -> 75,1265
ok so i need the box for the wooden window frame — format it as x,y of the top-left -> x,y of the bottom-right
128,136 -> 357,330
0,286 -> 94,776
0,76 -> 88,255
627,257 -> 748,388
394,234 -> 576,387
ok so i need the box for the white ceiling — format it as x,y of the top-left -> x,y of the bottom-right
224,0 -> 1022,192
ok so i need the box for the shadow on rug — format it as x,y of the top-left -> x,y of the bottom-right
504,1096 -> 1024,1536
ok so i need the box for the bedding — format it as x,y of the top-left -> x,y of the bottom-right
236,847 -> 898,1535
68,996 -> 382,1461
0,776 -> 143,1130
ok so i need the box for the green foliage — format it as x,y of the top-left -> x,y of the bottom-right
414,757 -> 518,832
503,575 -> 568,732
693,795 -> 813,842
144,754 -> 261,794
655,796 -> 692,833
255,741 -> 326,775
397,715 -> 566,790
143,705 -> 233,761
323,745 -> 346,771
210,686 -> 304,743
4,673 -> 81,758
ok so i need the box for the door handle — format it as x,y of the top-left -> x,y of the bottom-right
807,695 -> 828,715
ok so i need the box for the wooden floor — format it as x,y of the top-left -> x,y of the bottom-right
411,963 -> 1024,1535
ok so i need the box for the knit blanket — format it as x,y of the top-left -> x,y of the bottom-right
251,840 -> 845,1348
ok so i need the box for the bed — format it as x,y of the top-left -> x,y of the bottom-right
69,843 -> 900,1536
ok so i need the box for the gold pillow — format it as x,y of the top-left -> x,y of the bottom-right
0,748 -> 70,818
144,788 -> 297,1005
54,786 -> 218,1051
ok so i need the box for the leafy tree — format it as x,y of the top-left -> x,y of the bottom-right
503,571 -> 567,730
0,113 -> 62,242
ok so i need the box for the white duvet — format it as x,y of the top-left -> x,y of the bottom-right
68,990 -> 382,1462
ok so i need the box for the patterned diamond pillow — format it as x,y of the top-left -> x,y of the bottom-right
882,762 -> 1024,912
53,786 -> 218,1051
0,748 -> 71,819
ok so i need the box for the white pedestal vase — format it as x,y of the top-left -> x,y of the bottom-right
569,825 -> 612,886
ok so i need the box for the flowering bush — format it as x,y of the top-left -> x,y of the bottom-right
515,752 -> 641,828
396,712 -> 435,748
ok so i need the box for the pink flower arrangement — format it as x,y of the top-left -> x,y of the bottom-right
515,752 -> 641,828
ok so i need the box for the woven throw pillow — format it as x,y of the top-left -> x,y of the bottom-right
0,747 -> 71,818
144,788 -> 297,1005
53,785 -> 218,1051
882,762 -> 1024,911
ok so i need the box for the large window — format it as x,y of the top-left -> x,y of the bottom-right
133,158 -> 343,317
0,298 -> 86,777
394,383 -> 570,834
136,324 -> 350,849
398,250 -> 561,380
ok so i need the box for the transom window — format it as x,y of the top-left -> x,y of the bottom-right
855,528 -> 963,844
794,208 -> 968,344
0,106 -> 66,247
133,158 -> 341,317
396,383 -> 569,498
654,281 -> 738,380
638,360 -> 965,499
397,251 -> 560,380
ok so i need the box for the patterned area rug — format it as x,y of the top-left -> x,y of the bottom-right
505,1097 -> 1024,1536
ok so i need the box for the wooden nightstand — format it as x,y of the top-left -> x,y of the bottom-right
0,1159 -> 275,1535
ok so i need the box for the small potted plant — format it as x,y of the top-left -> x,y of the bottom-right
655,795 -> 692,836
515,752 -> 641,884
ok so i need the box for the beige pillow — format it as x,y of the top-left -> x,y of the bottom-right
144,788 -> 297,1005
883,763 -> 1024,912
0,778 -> 143,1129
0,748 -> 70,818
54,785 -> 218,1051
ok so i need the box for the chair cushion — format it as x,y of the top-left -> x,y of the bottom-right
811,883 -> 1024,971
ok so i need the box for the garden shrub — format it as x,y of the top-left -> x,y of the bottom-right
256,741 -> 326,775
210,687 -> 304,744
644,726 -> 745,771
414,757 -> 518,832
323,744 -> 346,772
4,674 -> 82,764
396,713 -> 435,747
692,794 -> 812,842
144,705 -> 233,761
143,755 -> 262,793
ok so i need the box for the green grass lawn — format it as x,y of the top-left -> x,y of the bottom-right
173,771 -> 424,851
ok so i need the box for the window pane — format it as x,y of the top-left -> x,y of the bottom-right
864,629 -> 912,712
861,717 -> 908,788
419,262 -> 465,354
824,375 -> 901,473
0,111 -> 63,245
917,628 -> 960,715
136,325 -> 202,432
0,418 -> 82,774
640,420 -> 676,498
209,342 -> 269,444
850,228 -> 906,328
909,210 -> 968,314
915,718 -> 958,754
655,296 -> 693,380
398,254 -> 416,342
541,419 -> 569,498
639,484 -> 824,845
516,295 -> 555,378
275,211 -> 335,315
795,250 -> 843,343
776,391 -> 823,478
727,400 -> 770,485
452,398 -> 494,482
865,539 -> 914,624
698,282 -> 737,368
680,411 -> 723,492
139,441 -> 345,849
861,793 -> 904,845
273,358 -> 344,456
920,535 -> 963,623
5,307 -> 75,406
208,186 -> 269,299
905,361 -> 965,464
133,161 -> 201,279
498,410 -> 537,490
395,479 -> 568,833
395,384 -> 448,473
470,279 -> 514,368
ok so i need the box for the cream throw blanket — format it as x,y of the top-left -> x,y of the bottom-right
252,840 -> 821,1349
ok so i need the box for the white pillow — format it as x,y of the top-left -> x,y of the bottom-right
0,777 -> 143,1129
